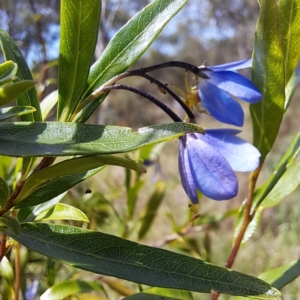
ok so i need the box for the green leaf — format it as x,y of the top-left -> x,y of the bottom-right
0,106 -> 36,121
124,287 -> 193,300
278,0 -> 300,84
15,168 -> 102,209
234,132 -> 300,243
4,223 -> 282,299
284,66 -> 300,110
260,260 -> 300,289
0,156 -> 13,179
40,280 -> 105,300
0,256 -> 14,284
34,203 -> 89,222
76,0 -> 188,122
0,29 -> 42,121
250,0 -> 285,159
127,179 -> 145,219
252,132 -> 300,210
231,260 -> 300,299
58,0 -> 101,121
0,216 -> 20,236
0,60 -> 17,86
0,80 -> 35,106
260,158 -> 300,208
0,121 -> 203,157
13,155 -> 145,206
40,90 -> 58,120
17,192 -> 67,223
0,176 -> 9,207
138,182 -> 165,240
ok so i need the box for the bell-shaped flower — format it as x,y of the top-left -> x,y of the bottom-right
197,59 -> 262,126
178,129 -> 261,203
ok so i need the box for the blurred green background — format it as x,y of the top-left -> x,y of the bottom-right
0,1 -> 299,299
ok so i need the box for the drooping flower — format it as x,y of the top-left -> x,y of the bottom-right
178,129 -> 260,203
196,59 -> 262,126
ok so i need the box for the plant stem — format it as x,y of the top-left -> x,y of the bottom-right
14,242 -> 21,300
211,162 -> 263,300
0,233 -> 7,262
101,84 -> 183,122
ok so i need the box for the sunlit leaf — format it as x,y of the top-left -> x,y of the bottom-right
0,29 -> 42,121
76,0 -> 188,122
4,223 -> 282,299
252,131 -> 300,211
260,260 -> 300,289
284,66 -> 300,110
278,0 -> 300,84
0,256 -> 14,284
58,0 -> 101,121
0,106 -> 36,121
34,203 -> 89,222
0,121 -> 204,157
260,158 -> 300,208
250,0 -> 285,159
17,192 -> 67,223
124,287 -> 193,300
40,90 -> 58,120
0,81 -> 35,106
231,260 -> 300,299
40,280 -> 105,300
15,168 -> 103,209
0,60 -> 17,86
13,155 -> 145,206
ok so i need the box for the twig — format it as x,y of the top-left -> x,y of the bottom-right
211,162 -> 263,300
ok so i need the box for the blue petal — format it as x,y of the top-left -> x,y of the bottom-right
203,70 -> 262,103
186,135 -> 238,200
207,59 -> 252,71
194,130 -> 261,172
178,137 -> 199,203
198,79 -> 244,126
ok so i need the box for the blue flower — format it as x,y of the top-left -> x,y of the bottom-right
197,59 -> 262,126
178,129 -> 261,203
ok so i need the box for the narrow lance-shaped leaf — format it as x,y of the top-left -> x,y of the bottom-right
123,287 -> 193,300
17,192 -> 67,223
40,280 -> 106,300
0,106 -> 36,121
15,168 -> 103,209
234,132 -> 300,244
0,176 -> 9,207
14,154 -> 145,207
34,203 -> 89,222
0,29 -> 42,121
284,66 -> 300,110
40,90 -> 58,120
0,81 -> 35,106
0,122 -> 204,157
0,60 -> 17,86
231,260 -> 300,299
3,223 -> 282,299
250,0 -> 285,159
76,0 -> 188,123
138,182 -> 165,240
58,0 -> 101,121
278,0 -> 300,84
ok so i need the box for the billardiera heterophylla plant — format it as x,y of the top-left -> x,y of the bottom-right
197,59 -> 262,126
179,129 -> 261,203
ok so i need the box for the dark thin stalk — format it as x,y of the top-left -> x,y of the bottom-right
133,73 -> 195,121
101,84 -> 183,122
